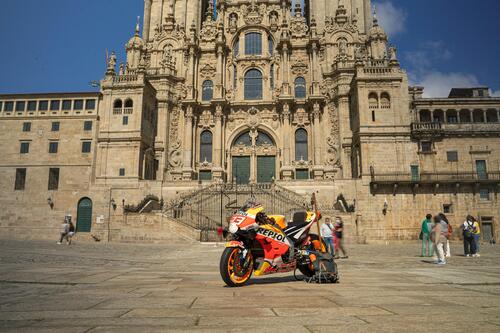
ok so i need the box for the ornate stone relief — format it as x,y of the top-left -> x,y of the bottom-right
289,11 -> 308,39
291,61 -> 308,76
200,63 -> 216,79
168,139 -> 183,168
199,16 -> 218,43
326,103 -> 341,167
198,110 -> 214,129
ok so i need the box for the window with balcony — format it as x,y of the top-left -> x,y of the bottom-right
368,93 -> 378,109
113,99 -> 123,114
380,92 -> 391,109
446,110 -> 458,123
473,110 -> 484,123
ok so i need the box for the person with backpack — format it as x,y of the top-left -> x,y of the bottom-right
439,213 -> 452,258
420,214 -> 433,257
461,215 -> 477,257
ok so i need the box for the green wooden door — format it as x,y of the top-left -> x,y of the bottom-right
257,156 -> 275,183
476,160 -> 488,180
76,198 -> 92,232
232,156 -> 250,184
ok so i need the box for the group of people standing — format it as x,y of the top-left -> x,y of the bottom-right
321,217 -> 348,259
420,213 -> 481,265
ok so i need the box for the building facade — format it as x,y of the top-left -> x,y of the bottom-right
0,0 -> 499,243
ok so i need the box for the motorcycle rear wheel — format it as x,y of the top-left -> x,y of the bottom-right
220,247 -> 254,287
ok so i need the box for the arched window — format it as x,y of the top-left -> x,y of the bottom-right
124,99 -> 133,108
419,110 -> 431,122
234,132 -> 252,146
295,128 -> 308,161
268,35 -> 274,55
256,132 -> 274,146
202,80 -> 213,101
368,93 -> 378,109
244,69 -> 263,100
380,92 -> 391,108
294,77 -> 306,98
200,130 -> 213,162
245,32 -> 262,55
113,99 -> 123,114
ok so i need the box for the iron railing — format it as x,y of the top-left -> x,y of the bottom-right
371,171 -> 500,183
163,182 -> 312,242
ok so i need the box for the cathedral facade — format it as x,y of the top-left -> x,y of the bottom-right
1,0 -> 499,243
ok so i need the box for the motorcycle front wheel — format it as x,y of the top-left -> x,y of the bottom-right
220,247 -> 254,287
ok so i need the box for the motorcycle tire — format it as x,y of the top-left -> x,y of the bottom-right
220,247 -> 254,287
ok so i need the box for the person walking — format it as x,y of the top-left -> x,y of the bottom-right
420,214 -> 433,257
431,215 -> 448,265
58,217 -> 69,245
334,217 -> 348,259
439,213 -> 452,258
66,219 -> 75,245
461,215 -> 477,257
320,218 -> 335,257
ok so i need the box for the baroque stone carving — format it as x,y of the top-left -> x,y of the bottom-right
168,139 -> 183,168
200,63 -> 216,79
291,61 -> 308,75
326,103 -> 341,167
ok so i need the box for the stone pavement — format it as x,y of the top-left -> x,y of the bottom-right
0,239 -> 499,333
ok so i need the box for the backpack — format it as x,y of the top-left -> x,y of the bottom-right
447,223 -> 453,239
463,221 -> 473,238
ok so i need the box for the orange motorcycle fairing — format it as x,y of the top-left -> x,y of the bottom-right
225,240 -> 245,249
255,224 -> 290,261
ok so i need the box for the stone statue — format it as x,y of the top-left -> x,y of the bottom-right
107,51 -> 117,74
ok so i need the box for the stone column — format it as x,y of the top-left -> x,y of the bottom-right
143,0 -> 152,41
311,43 -> 319,95
216,45 -> 224,98
182,105 -> 194,180
187,48 -> 195,98
213,105 -> 224,180
282,44 -> 290,95
312,103 -> 324,180
281,103 -> 293,180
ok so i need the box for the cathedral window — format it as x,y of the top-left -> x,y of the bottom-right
244,69 -> 263,100
256,132 -> 274,146
234,132 -> 252,146
380,93 -> 391,109
124,99 -> 134,114
295,128 -> 308,161
113,99 -> 123,114
294,77 -> 306,99
368,93 -> 379,109
245,32 -> 262,56
200,130 -> 213,163
202,80 -> 214,101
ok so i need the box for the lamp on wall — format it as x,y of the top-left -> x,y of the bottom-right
47,197 -> 54,209
110,198 -> 117,211
382,199 -> 388,216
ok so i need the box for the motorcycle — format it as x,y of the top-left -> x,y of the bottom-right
219,199 -> 338,287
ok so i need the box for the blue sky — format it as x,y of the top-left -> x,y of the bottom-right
0,0 -> 499,97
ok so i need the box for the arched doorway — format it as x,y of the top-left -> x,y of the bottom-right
76,198 -> 93,232
230,130 -> 277,184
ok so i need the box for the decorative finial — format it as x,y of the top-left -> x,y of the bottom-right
373,6 -> 378,25
135,16 -> 141,36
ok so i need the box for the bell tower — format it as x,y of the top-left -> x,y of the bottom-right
310,0 -> 372,34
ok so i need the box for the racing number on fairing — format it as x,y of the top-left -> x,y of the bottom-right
230,214 -> 247,225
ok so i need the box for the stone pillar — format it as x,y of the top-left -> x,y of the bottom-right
281,103 -> 293,180
182,105 -> 194,180
187,48 -> 195,98
311,43 -> 319,95
312,102 -> 324,179
282,44 -> 290,95
143,0 -> 152,41
216,45 -> 224,98
213,105 -> 224,180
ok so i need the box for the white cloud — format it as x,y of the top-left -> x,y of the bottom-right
418,72 -> 480,98
373,1 -> 407,37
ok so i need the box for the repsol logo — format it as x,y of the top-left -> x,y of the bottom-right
257,227 -> 286,242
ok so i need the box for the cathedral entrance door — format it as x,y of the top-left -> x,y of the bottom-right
257,156 -> 276,183
232,156 -> 251,184
231,130 -> 277,184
